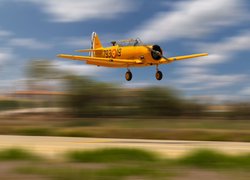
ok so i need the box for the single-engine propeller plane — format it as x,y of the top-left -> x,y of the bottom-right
57,32 -> 208,81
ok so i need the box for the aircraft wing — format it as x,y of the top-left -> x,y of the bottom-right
57,54 -> 143,64
159,53 -> 208,64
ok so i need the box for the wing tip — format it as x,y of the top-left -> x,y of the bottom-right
57,54 -> 64,58
57,54 -> 71,59
199,53 -> 208,57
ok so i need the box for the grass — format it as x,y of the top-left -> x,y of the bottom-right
17,167 -> 95,180
12,127 -> 250,142
177,149 -> 250,169
11,148 -> 250,180
66,148 -> 250,170
0,117 -> 250,142
17,165 -> 163,180
66,148 -> 158,163
0,147 -> 248,170
0,148 -> 40,161
18,127 -> 53,136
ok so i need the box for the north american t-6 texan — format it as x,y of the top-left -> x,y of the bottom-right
58,32 -> 208,81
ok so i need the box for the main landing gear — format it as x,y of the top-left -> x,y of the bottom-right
155,70 -> 163,81
124,66 -> 163,81
155,66 -> 163,81
125,70 -> 133,81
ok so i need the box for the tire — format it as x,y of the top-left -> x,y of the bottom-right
155,71 -> 163,80
125,71 -> 132,81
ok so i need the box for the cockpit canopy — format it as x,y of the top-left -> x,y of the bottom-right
111,38 -> 144,47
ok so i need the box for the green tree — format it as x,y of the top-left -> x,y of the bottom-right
26,60 -> 63,90
64,75 -> 120,117
137,87 -> 183,116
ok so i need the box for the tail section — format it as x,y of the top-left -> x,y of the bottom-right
90,32 -> 102,57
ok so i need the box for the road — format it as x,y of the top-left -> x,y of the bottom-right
0,108 -> 63,116
0,135 -> 249,159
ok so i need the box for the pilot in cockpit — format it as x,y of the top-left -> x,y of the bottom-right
134,39 -> 139,46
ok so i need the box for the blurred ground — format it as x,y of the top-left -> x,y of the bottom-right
0,148 -> 249,180
0,135 -> 250,159
0,60 -> 249,143
0,114 -> 249,142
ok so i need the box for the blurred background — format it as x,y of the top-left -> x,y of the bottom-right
0,0 -> 250,179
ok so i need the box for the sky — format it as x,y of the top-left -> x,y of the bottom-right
0,0 -> 250,102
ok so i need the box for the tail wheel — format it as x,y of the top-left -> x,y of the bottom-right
125,71 -> 133,81
156,71 -> 163,81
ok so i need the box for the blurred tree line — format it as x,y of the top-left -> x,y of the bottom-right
227,103 -> 250,120
64,78 -> 205,118
1,60 -> 248,119
23,60 -> 205,118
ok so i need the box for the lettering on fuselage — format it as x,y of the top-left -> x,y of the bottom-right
103,48 -> 122,58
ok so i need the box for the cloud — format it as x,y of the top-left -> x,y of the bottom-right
23,0 -> 137,22
0,29 -> 12,37
196,94 -> 247,103
203,32 -> 250,53
174,72 -> 247,90
171,56 -> 248,91
239,87 -> 250,96
169,30 -> 250,96
122,82 -> 153,89
53,60 -> 107,76
60,37 -> 90,48
184,31 -> 250,66
131,0 -> 248,42
9,38 -> 52,50
0,49 -> 13,65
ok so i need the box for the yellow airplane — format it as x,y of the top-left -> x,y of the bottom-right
57,32 -> 208,81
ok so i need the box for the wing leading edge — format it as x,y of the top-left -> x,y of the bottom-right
57,53 -> 208,65
57,54 -> 143,64
160,53 -> 208,63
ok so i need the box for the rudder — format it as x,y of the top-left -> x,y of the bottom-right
91,32 -> 102,48
90,32 -> 102,57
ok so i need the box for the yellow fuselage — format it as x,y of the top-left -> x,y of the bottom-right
87,45 -> 158,68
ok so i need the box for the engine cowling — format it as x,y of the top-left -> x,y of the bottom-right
151,45 -> 163,60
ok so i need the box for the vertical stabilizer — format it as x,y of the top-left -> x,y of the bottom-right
90,32 -> 102,57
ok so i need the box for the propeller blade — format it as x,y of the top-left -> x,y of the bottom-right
144,46 -> 169,61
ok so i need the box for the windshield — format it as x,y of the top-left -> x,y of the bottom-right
117,38 -> 143,46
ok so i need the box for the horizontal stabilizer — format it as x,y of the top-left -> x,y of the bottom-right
75,49 -> 103,52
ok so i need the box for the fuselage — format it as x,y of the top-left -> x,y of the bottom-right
87,45 -> 163,68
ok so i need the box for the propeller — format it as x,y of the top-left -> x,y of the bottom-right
152,48 -> 168,60
144,45 -> 169,61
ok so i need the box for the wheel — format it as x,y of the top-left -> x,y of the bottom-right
155,71 -> 163,80
125,71 -> 132,81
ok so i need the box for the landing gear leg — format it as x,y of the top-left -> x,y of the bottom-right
125,69 -> 132,81
155,65 -> 163,81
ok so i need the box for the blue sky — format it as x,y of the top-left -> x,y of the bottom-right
0,0 -> 250,102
